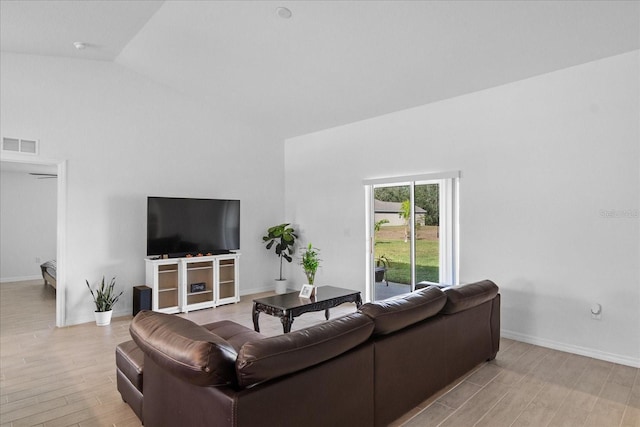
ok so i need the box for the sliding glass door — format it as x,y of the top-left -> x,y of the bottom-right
366,172 -> 458,302
414,182 -> 439,286
372,184 -> 412,301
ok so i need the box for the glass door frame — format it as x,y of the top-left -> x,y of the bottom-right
364,171 -> 460,302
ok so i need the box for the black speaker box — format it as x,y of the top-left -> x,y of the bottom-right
133,285 -> 152,316
190,282 -> 206,293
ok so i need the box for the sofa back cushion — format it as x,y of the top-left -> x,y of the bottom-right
358,286 -> 446,335
203,320 -> 265,352
130,310 -> 238,387
236,312 -> 374,388
441,280 -> 499,314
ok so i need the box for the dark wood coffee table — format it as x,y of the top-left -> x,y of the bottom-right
252,286 -> 362,333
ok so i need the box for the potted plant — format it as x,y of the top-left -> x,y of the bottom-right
262,223 -> 297,294
86,276 -> 123,326
300,243 -> 321,285
375,255 -> 390,285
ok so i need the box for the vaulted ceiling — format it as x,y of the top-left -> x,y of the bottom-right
2,0 -> 639,140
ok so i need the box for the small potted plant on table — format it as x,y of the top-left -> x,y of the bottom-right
299,243 -> 321,297
300,243 -> 321,286
86,276 -> 123,326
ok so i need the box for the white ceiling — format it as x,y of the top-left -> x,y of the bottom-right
1,0 -> 639,140
0,0 -> 163,61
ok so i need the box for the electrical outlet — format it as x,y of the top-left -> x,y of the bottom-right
35,257 -> 41,264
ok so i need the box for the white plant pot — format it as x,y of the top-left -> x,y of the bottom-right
94,310 -> 113,326
275,279 -> 288,294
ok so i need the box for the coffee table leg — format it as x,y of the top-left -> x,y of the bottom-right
325,308 -> 330,320
252,302 -> 260,332
355,293 -> 363,308
281,313 -> 294,333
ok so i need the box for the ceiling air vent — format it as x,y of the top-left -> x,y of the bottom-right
2,137 -> 39,155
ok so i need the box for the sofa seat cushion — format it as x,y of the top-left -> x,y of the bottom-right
115,340 -> 144,392
203,320 -> 265,352
441,280 -> 499,314
236,312 -> 374,388
359,286 -> 447,335
130,310 -> 238,387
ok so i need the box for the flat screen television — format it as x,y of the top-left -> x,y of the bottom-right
147,197 -> 240,257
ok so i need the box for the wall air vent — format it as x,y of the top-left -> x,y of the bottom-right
2,137 -> 39,155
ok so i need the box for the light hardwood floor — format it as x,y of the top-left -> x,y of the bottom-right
1,280 -> 638,426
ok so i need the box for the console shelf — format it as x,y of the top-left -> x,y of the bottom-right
188,290 -> 213,296
145,253 -> 240,313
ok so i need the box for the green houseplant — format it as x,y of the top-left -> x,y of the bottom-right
86,276 -> 123,326
300,243 -> 321,285
375,255 -> 390,285
263,223 -> 297,293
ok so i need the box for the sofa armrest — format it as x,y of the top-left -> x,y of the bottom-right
130,310 -> 238,387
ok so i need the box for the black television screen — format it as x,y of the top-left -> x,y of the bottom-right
147,197 -> 240,257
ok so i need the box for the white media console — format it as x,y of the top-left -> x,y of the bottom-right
145,253 -> 240,313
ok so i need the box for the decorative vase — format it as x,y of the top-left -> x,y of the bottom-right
94,310 -> 113,326
275,279 -> 288,294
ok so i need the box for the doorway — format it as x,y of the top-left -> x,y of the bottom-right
0,157 -> 66,326
365,172 -> 459,302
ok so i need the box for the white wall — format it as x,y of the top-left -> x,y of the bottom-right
0,170 -> 57,281
284,51 -> 640,367
0,52 -> 285,325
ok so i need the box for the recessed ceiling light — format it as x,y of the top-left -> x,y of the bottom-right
276,7 -> 292,19
73,41 -> 87,50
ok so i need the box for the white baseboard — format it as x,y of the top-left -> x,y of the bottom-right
501,329 -> 640,368
0,275 -> 42,283
65,313 -> 99,326
240,284 -> 275,296
65,306 -> 131,327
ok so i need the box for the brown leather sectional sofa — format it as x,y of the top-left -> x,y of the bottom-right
116,280 -> 500,426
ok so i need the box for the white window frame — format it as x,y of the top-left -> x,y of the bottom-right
364,171 -> 459,302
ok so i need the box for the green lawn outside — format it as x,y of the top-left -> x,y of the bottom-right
375,238 -> 439,284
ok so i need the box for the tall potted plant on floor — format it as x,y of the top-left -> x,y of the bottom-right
86,276 -> 123,326
263,223 -> 298,294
